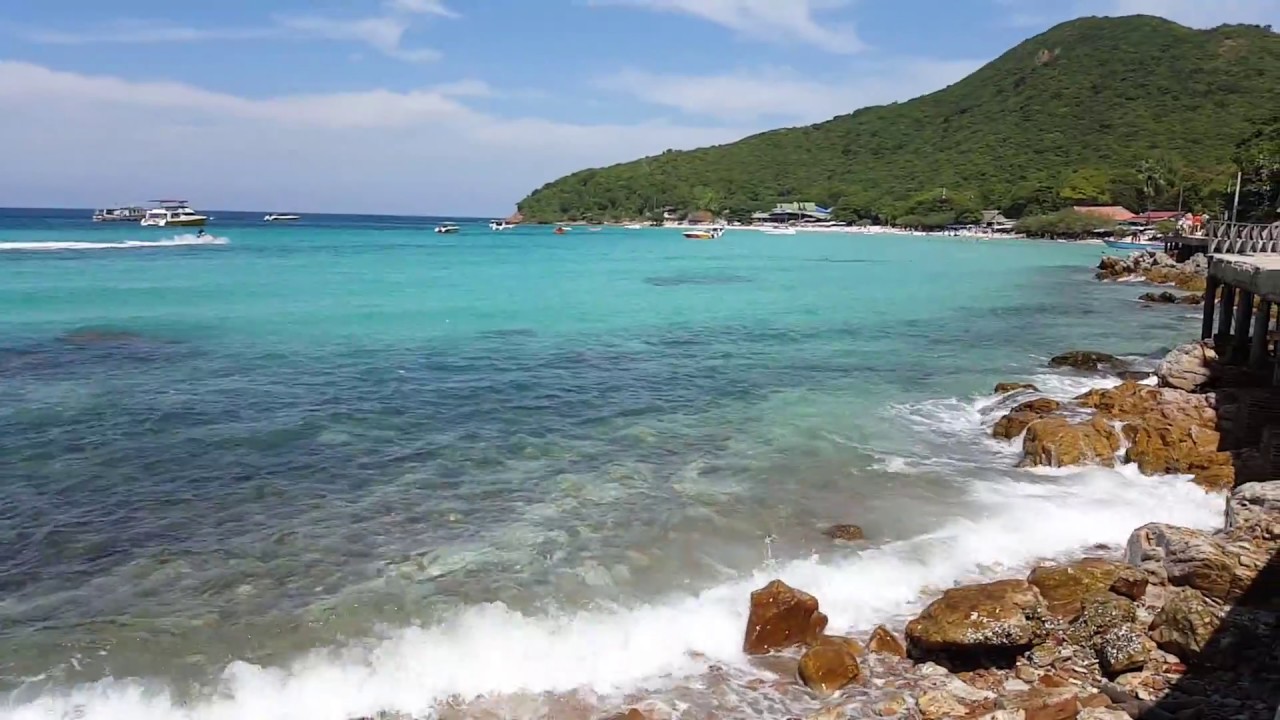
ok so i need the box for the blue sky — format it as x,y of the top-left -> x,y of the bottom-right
2,0 -> 1278,215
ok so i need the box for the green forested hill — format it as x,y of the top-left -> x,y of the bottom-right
517,16 -> 1280,224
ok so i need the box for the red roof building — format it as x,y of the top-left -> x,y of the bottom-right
1073,205 -> 1136,222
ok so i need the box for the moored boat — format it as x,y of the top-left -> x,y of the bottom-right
435,223 -> 460,234
140,200 -> 208,227
92,206 -> 146,223
554,226 -> 570,235
489,220 -> 514,231
1103,237 -> 1164,251
264,214 -> 302,222
683,227 -> 725,240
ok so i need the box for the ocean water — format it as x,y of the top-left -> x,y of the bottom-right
0,209 -> 1225,719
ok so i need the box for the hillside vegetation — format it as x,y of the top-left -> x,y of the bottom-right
517,16 -> 1280,224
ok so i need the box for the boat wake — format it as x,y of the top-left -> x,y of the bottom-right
0,235 -> 229,252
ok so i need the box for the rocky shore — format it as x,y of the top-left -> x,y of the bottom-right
598,250 -> 1280,720
603,341 -> 1280,720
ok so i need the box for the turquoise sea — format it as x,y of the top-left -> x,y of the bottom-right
0,210 -> 1225,719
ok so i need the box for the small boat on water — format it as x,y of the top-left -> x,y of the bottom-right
588,227 -> 603,232
489,220 -> 514,231
264,214 -> 301,223
623,224 -> 644,230
1103,237 -> 1165,251
683,227 -> 725,240
763,227 -> 797,236
140,200 -> 208,227
435,223 -> 460,234
554,226 -> 571,235
93,206 -> 146,223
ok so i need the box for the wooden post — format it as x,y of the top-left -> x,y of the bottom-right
1251,299 -> 1272,371
1217,283 -> 1236,347
1202,275 -> 1219,340
1234,290 -> 1255,363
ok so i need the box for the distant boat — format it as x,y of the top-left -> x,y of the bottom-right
264,214 -> 301,223
623,224 -> 644,230
435,223 -> 460,234
140,200 -> 208,227
683,227 -> 725,240
93,206 -> 146,223
489,220 -> 514,231
554,226 -> 570,235
763,227 -> 797,236
588,227 -> 603,232
1103,237 -> 1164,251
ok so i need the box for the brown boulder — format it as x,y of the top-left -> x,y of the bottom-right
823,524 -> 865,541
797,637 -> 862,696
905,580 -> 1049,665
743,580 -> 828,655
1020,416 -> 1121,468
993,398 -> 1062,440
1121,416 -> 1230,483
1139,290 -> 1181,304
1027,558 -> 1131,619
1149,587 -> 1224,662
602,710 -> 647,720
1125,524 -> 1236,601
866,625 -> 907,658
1142,266 -> 1207,292
1048,350 -> 1123,372
995,382 -> 1039,394
1095,625 -> 1154,676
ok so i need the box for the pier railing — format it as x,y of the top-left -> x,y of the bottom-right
1200,219 -> 1280,254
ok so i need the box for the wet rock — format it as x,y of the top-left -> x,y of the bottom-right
1048,350 -> 1124,372
1020,416 -> 1121,468
1148,587 -> 1224,662
1144,267 -> 1207,292
743,580 -> 828,655
867,625 -> 907,658
996,686 -> 1079,720
994,398 -> 1063,440
823,524 -> 865,541
995,382 -> 1040,395
872,694 -> 908,717
1156,342 -> 1218,393
601,710 -> 648,720
797,637 -> 862,696
1121,418 -> 1231,490
905,580 -> 1049,667
1027,558 -> 1131,619
1140,291 -> 1182,304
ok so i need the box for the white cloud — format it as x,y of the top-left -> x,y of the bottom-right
0,62 -> 745,215
275,15 -> 439,63
19,0 -> 457,63
592,0 -> 864,53
598,59 -> 983,123
997,0 -> 1280,28
386,0 -> 460,17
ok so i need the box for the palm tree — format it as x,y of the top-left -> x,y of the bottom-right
1136,159 -> 1165,213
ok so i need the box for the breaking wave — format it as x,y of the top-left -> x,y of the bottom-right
0,235 -> 229,252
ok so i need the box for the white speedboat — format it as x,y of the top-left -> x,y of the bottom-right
435,223 -> 460,234
264,214 -> 301,222
623,224 -> 644,230
140,200 -> 208,227
489,220 -> 514,231
93,206 -> 146,222
683,226 -> 725,240
763,227 -> 796,235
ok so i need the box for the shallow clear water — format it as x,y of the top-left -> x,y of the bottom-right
0,211 -> 1222,719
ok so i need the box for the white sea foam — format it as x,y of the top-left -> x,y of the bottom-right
1,463 -> 1224,720
0,235 -> 228,251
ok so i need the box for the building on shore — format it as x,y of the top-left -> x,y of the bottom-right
751,202 -> 832,224
1074,205 -> 1137,223
980,210 -> 1017,232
